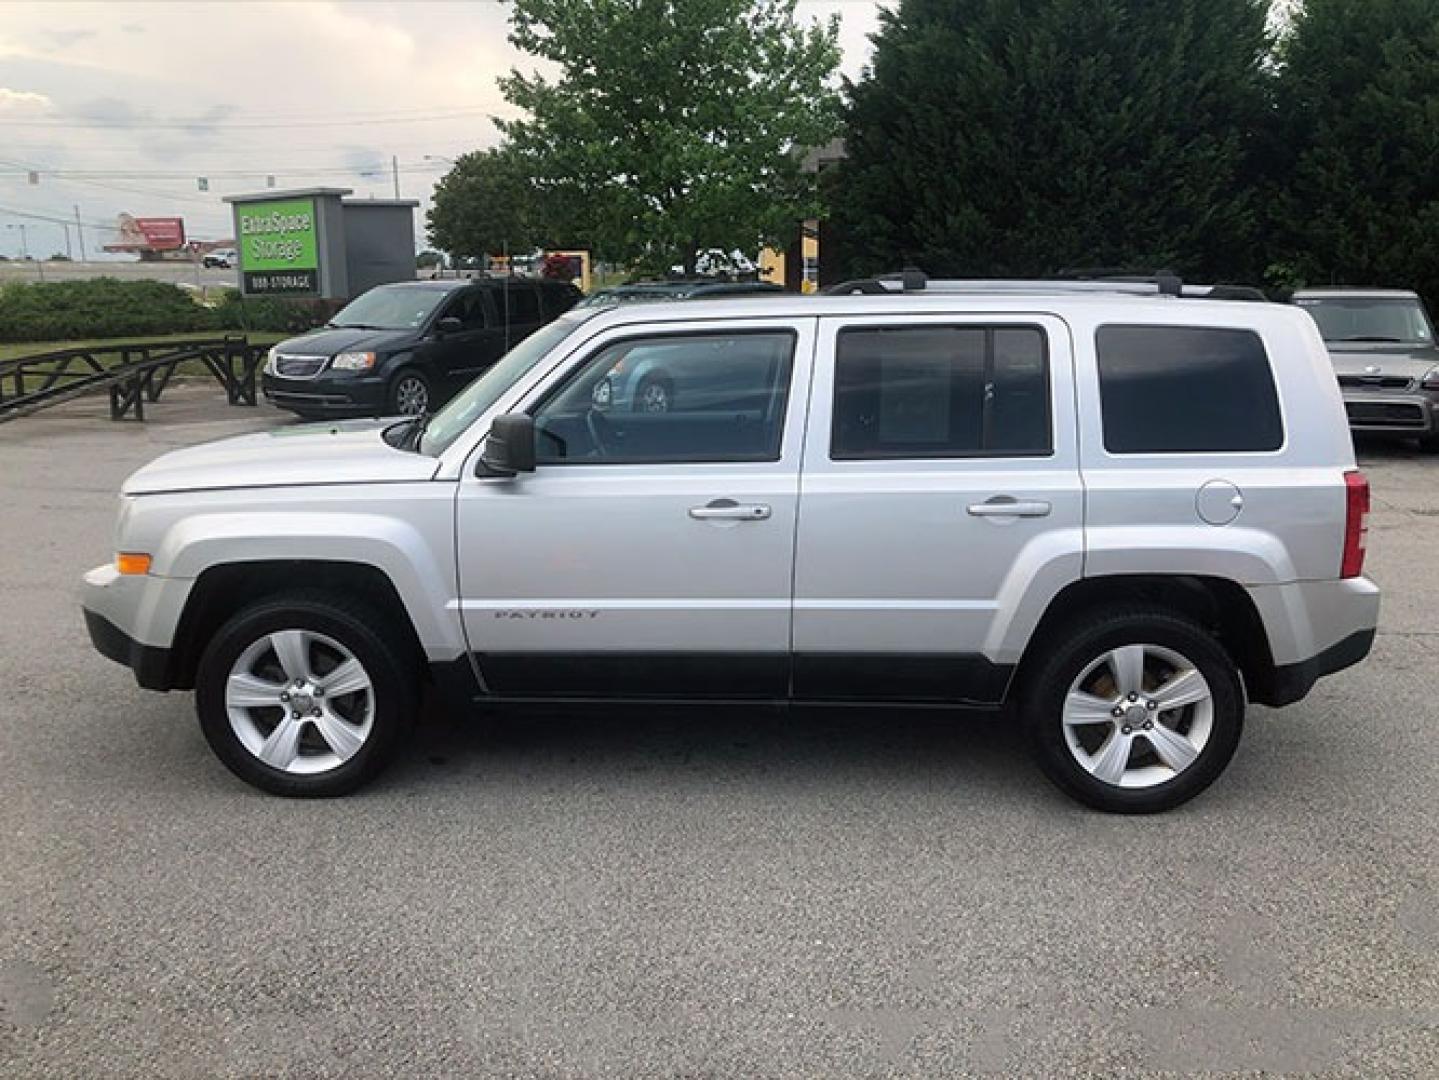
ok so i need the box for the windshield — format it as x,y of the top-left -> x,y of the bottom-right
1295,296 -> 1436,344
418,315 -> 589,456
331,285 -> 449,330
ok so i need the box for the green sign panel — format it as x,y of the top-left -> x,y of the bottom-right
237,197 -> 319,295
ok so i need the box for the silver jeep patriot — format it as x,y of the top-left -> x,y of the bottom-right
83,276 -> 1380,812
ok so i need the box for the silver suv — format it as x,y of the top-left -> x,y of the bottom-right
82,277 -> 1380,812
1291,287 -> 1439,450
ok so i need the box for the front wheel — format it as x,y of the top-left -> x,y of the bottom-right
389,370 -> 431,416
1022,607 -> 1244,813
195,591 -> 419,796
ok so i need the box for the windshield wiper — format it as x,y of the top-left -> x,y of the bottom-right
1335,335 -> 1405,343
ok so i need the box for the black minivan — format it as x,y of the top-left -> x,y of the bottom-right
261,278 -> 582,418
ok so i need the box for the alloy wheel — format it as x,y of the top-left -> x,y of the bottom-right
225,629 -> 375,775
1061,643 -> 1214,789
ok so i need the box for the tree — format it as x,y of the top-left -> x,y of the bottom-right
1272,0 -> 1439,303
829,0 -> 1273,283
499,0 -> 843,274
426,146 -> 544,260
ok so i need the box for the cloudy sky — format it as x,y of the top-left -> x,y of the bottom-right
0,1 -> 887,260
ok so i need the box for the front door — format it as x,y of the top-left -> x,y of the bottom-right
455,317 -> 816,699
792,314 -> 1083,703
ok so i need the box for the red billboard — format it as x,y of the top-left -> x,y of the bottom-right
134,217 -> 185,249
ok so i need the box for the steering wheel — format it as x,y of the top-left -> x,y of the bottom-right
584,408 -> 611,457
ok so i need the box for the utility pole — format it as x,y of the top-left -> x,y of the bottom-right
392,155 -> 400,200
62,222 -> 73,260
74,205 -> 86,261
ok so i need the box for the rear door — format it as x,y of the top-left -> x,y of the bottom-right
792,313 -> 1083,702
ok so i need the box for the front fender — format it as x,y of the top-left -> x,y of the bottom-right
148,495 -> 463,660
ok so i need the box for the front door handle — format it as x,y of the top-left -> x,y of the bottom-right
967,496 -> 1052,518
689,498 -> 772,521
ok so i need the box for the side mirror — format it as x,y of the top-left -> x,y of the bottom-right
478,413 -> 536,476
435,316 -> 463,336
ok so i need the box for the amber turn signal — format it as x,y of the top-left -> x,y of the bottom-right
116,552 -> 152,576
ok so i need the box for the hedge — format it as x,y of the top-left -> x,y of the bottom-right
0,278 -> 328,345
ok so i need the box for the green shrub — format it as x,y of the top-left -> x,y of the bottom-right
0,278 -> 216,343
209,289 -> 332,335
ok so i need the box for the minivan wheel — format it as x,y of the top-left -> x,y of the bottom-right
1022,607 -> 1244,813
195,591 -> 418,797
634,374 -> 673,413
390,371 -> 430,416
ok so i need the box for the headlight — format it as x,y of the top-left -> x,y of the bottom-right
1422,367 -> 1439,390
264,346 -> 279,374
332,351 -> 377,371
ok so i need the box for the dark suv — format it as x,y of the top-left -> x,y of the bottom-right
261,278 -> 582,418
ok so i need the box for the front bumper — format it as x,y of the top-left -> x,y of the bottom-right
84,608 -> 173,690
81,563 -> 189,690
1341,389 -> 1438,434
261,371 -> 388,417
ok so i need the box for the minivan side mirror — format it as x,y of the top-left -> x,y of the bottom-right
435,316 -> 463,336
478,413 -> 536,476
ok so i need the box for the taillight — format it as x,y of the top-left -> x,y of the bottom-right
1342,470 -> 1370,578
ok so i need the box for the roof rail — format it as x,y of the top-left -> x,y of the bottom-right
825,268 -> 1269,302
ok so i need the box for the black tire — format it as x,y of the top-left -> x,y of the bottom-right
388,369 -> 431,416
1021,606 -> 1244,814
195,590 -> 419,797
633,373 -> 674,413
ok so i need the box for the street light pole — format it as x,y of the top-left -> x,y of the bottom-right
75,205 -> 86,261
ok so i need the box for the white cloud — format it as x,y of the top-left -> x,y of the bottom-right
0,1 -> 887,255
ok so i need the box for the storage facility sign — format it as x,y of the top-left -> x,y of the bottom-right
237,197 -> 319,295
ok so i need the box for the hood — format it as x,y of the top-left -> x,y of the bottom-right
274,325 -> 419,356
1325,341 -> 1439,380
123,419 -> 440,495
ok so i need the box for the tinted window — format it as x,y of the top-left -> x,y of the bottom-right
542,283 -> 581,318
831,325 -> 1050,458
533,331 -> 794,464
1096,325 -> 1283,453
497,284 -> 540,323
1294,296 -> 1435,344
440,290 -> 487,329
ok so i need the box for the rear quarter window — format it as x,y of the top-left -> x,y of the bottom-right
1096,325 -> 1283,453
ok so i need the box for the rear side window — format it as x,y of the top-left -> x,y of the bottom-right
831,325 -> 1050,458
498,284 -> 541,322
1096,325 -> 1283,453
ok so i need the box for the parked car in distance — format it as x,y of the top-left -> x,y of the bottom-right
261,277 -> 581,418
202,248 -> 238,269
1291,287 -> 1439,450
84,273 -> 1378,812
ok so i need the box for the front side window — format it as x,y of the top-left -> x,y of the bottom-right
533,331 -> 795,464
441,290 -> 487,330
1096,325 -> 1283,454
831,325 -> 1051,459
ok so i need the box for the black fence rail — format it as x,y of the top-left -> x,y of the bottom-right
0,336 -> 266,422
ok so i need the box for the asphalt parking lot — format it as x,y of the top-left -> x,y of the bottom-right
2,386 -> 1437,1078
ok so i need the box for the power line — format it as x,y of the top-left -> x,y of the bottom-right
0,108 -> 505,131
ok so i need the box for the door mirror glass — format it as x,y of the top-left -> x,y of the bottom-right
435,316 -> 463,336
479,413 -> 536,475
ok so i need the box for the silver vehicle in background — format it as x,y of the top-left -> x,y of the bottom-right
1291,287 -> 1439,450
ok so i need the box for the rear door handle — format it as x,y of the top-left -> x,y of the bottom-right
967,496 -> 1052,518
689,498 -> 771,521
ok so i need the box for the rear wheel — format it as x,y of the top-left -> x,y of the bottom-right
195,591 -> 419,797
634,374 -> 673,413
1022,607 -> 1244,813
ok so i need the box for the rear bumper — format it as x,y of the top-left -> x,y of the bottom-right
261,372 -> 388,416
1244,576 -> 1380,706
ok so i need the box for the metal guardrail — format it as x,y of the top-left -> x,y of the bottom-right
0,335 -> 265,422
